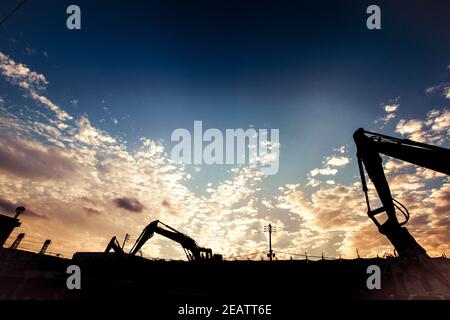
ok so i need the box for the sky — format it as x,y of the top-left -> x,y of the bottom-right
0,0 -> 449,260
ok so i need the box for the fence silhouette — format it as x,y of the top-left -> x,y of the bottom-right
2,238 -> 448,261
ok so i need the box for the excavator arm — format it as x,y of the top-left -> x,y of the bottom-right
104,236 -> 125,255
353,128 -> 450,261
110,220 -> 215,261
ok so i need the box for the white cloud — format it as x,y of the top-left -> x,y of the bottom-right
425,82 -> 450,100
0,52 -> 71,121
306,178 -> 321,188
334,145 -> 347,154
74,116 -> 116,145
326,156 -> 350,167
395,109 -> 450,144
384,104 -> 399,113
70,99 -> 78,107
444,87 -> 450,100
396,119 -> 423,135
306,150 -> 351,189
375,103 -> 399,125
0,52 -> 47,90
428,109 -> 450,134
383,113 -> 395,122
310,167 -> 338,176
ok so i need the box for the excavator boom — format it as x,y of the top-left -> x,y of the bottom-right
107,220 -> 218,261
356,129 -> 450,175
353,128 -> 450,261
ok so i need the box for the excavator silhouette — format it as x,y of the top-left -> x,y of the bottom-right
104,220 -> 222,261
354,128 -> 450,297
353,128 -> 450,261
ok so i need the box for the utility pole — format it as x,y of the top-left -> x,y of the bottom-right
39,239 -> 51,254
10,233 -> 25,249
264,224 -> 277,261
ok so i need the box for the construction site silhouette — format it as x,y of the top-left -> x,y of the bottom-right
0,129 -> 449,300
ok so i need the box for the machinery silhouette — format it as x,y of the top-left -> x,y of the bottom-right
353,128 -> 450,261
1,129 -> 449,300
104,220 -> 222,261
353,128 -> 450,295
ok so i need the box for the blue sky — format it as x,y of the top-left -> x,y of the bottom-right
0,0 -> 449,258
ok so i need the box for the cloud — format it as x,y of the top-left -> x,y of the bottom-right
276,184 -> 365,231
0,52 -> 47,90
306,178 -> 321,187
445,87 -> 450,99
25,47 -> 36,56
0,52 -> 71,121
311,155 -> 351,178
395,119 -> 423,140
427,109 -> 450,134
306,151 -> 351,189
426,83 -> 442,94
29,92 -> 71,121
113,197 -> 146,213
0,136 -> 80,180
325,156 -> 350,167
0,197 -> 21,214
70,99 -> 78,107
334,145 -> 347,154
310,167 -> 338,176
384,104 -> 399,113
375,103 -> 399,125
426,82 -> 450,100
395,109 -> 450,144
0,197 -> 46,219
75,115 -> 116,145
83,206 -> 102,216
427,182 -> 450,225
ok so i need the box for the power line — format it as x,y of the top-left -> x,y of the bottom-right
0,0 -> 28,26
